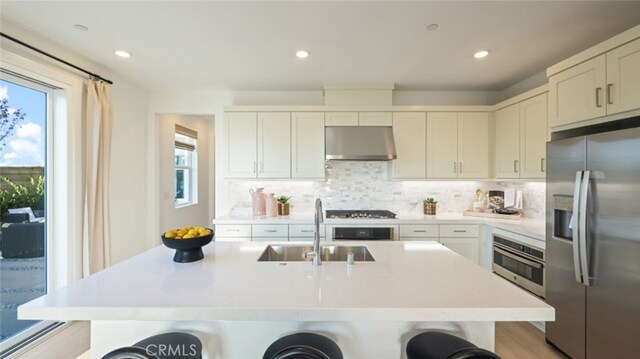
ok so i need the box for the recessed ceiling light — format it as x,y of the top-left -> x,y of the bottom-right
473,50 -> 490,59
426,23 -> 439,31
114,50 -> 131,58
74,24 -> 88,31
295,50 -> 310,59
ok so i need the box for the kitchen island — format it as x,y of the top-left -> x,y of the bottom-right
19,241 -> 553,358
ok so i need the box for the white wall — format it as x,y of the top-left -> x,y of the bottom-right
157,114 -> 212,232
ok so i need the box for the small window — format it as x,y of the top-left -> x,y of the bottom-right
174,125 -> 197,207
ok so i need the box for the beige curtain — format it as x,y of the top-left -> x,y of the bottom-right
82,79 -> 112,276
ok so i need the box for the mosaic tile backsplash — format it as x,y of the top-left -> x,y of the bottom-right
223,161 -> 545,220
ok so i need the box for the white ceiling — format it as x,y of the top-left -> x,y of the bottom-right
2,1 -> 640,91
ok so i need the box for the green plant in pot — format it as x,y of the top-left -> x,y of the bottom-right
277,196 -> 291,216
423,197 -> 438,215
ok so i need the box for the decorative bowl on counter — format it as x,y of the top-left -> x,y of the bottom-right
161,228 -> 214,263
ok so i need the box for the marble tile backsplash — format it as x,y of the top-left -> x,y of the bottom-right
223,161 -> 546,220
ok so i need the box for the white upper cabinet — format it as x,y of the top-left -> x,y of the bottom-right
291,112 -> 325,179
392,112 -> 426,179
359,112 -> 392,126
495,93 -> 548,179
457,112 -> 489,179
225,112 -> 258,178
494,104 -> 521,178
257,112 -> 291,178
606,38 -> 640,115
427,112 -> 489,179
549,35 -> 640,129
325,112 -> 358,126
549,55 -> 606,128
427,112 -> 458,179
519,94 -> 548,178
225,111 -> 292,179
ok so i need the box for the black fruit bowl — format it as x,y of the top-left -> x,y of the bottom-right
161,229 -> 214,263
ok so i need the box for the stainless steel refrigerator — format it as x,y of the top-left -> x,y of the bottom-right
546,120 -> 640,358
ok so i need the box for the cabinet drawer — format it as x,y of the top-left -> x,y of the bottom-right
399,225 -> 439,238
215,237 -> 249,242
216,224 -> 251,237
439,225 -> 479,238
252,225 -> 289,237
289,224 -> 325,237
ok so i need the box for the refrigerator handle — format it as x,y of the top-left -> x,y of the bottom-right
571,171 -> 583,284
579,170 -> 591,287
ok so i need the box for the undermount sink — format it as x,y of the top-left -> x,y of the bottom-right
257,245 -> 375,262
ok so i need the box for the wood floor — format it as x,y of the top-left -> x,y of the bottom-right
495,322 -> 568,359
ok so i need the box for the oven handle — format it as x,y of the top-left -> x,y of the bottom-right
493,246 -> 543,269
492,241 -> 543,263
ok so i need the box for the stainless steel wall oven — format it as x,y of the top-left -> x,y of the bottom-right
492,229 -> 545,298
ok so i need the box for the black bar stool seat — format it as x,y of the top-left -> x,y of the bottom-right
406,332 -> 500,359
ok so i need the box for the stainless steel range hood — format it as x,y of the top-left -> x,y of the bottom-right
325,126 -> 397,161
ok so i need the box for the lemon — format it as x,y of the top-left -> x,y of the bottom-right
165,230 -> 177,239
199,229 -> 210,236
177,229 -> 187,237
175,236 -> 183,239
183,233 -> 196,239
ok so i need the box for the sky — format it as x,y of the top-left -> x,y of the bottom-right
0,79 -> 46,167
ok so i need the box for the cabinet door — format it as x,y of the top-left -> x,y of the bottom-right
292,112 -> 325,179
520,93 -> 548,178
257,112 -> 291,178
548,55 -> 606,128
494,104 -> 521,178
325,112 -> 358,126
359,112 -> 392,126
392,112 -> 426,179
427,112 -> 458,179
457,112 -> 489,179
440,237 -> 479,264
606,38 -> 640,115
224,112 -> 257,178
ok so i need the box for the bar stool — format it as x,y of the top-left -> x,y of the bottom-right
406,332 -> 500,359
263,332 -> 343,359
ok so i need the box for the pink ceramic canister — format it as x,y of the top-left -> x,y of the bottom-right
249,188 -> 266,216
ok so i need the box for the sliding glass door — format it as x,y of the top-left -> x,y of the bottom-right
0,76 -> 50,345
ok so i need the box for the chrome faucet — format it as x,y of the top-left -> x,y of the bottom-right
304,198 -> 323,266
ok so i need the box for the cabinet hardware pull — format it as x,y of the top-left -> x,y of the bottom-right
454,162 -> 457,174
252,162 -> 256,173
228,229 -> 240,232
596,87 -> 603,107
413,230 -> 427,233
459,162 -> 462,174
513,160 -> 518,173
541,158 -> 545,172
453,230 -> 467,233
259,162 -> 264,173
301,230 -> 314,233
607,84 -> 614,105
265,230 -> 277,233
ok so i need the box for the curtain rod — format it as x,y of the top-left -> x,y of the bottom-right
1,32 -> 114,85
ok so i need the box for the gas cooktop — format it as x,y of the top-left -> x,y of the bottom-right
325,210 -> 397,219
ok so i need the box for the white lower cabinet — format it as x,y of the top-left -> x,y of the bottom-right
439,237 -> 479,264
215,224 -> 252,242
439,225 -> 480,264
399,224 -> 480,265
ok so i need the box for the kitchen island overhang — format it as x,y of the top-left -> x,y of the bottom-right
19,241 -> 554,358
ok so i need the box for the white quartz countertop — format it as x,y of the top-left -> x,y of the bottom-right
213,213 -> 546,240
20,241 -> 553,323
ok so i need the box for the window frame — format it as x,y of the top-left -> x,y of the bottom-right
174,131 -> 197,208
